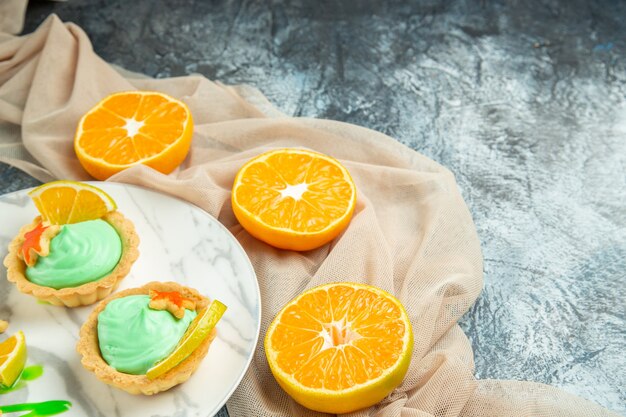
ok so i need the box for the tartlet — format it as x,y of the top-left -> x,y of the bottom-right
77,281 -> 217,395
3,211 -> 139,307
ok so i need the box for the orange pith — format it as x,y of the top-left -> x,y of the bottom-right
74,91 -> 193,180
232,149 -> 356,251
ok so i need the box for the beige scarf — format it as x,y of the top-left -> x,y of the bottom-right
0,10 -> 617,417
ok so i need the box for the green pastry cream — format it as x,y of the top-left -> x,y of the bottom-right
25,219 -> 122,289
97,295 -> 197,375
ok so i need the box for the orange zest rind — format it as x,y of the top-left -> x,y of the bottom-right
148,290 -> 197,320
18,222 -> 60,267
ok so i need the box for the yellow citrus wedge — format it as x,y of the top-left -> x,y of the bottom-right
265,283 -> 413,414
146,300 -> 227,380
74,91 -> 194,180
28,180 -> 116,225
0,331 -> 27,388
232,148 -> 357,251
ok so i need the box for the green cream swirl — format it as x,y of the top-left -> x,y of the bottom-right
97,295 -> 197,375
25,219 -> 122,289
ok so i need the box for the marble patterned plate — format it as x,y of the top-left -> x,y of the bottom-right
0,182 -> 261,417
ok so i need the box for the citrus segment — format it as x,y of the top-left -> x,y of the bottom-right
270,324 -> 319,351
28,180 -> 116,225
74,91 -> 193,180
0,331 -> 27,388
146,300 -> 227,380
232,149 -> 357,251
265,283 -> 413,414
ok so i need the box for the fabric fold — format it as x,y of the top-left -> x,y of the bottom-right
0,0 -> 27,35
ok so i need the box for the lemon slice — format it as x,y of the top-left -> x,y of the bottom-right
28,180 -> 117,225
146,300 -> 227,380
0,331 -> 27,388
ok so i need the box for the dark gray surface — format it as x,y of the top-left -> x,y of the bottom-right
2,0 -> 624,415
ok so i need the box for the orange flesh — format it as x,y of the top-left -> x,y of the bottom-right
0,336 -> 17,356
234,152 -> 354,233
0,335 -> 18,367
77,92 -> 188,165
269,285 -> 406,390
32,186 -> 112,225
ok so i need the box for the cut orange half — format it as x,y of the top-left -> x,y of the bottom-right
29,180 -> 116,225
232,149 -> 357,251
74,91 -> 194,180
265,283 -> 413,414
0,331 -> 27,388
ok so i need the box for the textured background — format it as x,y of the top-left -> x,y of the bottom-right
1,0 -> 624,415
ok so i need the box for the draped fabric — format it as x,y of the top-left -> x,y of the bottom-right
0,11 -> 617,417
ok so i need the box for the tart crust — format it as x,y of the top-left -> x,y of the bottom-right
77,281 -> 216,395
3,211 -> 139,307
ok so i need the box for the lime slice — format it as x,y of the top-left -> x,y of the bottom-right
28,180 -> 117,225
146,300 -> 227,380
0,331 -> 27,388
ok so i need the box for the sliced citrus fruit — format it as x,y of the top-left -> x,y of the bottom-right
265,283 -> 413,414
146,300 -> 227,380
74,91 -> 194,180
232,148 -> 357,251
0,331 -> 27,388
28,180 -> 116,225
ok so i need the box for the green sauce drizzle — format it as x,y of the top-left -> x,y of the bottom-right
0,400 -> 72,416
0,365 -> 72,415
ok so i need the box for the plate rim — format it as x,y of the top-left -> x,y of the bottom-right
0,181 -> 262,417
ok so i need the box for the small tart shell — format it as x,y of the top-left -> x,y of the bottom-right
3,211 -> 139,307
77,281 -> 216,395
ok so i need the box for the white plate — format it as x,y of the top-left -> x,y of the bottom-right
0,182 -> 260,417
